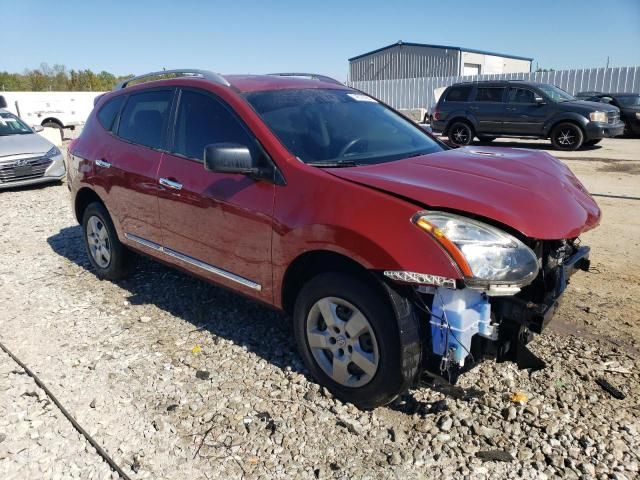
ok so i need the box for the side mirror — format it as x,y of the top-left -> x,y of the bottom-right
0,95 -> 7,109
33,125 -> 44,132
204,143 -> 264,177
534,95 -> 546,105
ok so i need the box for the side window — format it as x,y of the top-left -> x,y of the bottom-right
173,90 -> 254,161
507,88 -> 536,104
445,86 -> 472,102
97,95 -> 125,132
475,87 -> 505,102
117,90 -> 172,149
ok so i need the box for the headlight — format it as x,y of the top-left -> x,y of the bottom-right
44,146 -> 62,159
414,212 -> 539,287
635,112 -> 640,120
589,111 -> 608,123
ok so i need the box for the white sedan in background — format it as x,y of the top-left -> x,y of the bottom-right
0,108 -> 65,189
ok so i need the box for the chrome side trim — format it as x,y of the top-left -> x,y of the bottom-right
124,233 -> 261,291
124,233 -> 163,251
164,248 -> 262,291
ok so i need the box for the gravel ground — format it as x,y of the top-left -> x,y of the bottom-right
0,140 -> 639,478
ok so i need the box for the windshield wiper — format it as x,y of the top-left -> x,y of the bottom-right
306,160 -> 359,168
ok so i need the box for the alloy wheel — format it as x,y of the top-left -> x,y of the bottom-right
305,297 -> 379,388
556,128 -> 577,147
451,126 -> 470,144
86,215 -> 111,268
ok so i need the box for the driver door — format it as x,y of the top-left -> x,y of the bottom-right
156,88 -> 276,301
502,87 -> 551,135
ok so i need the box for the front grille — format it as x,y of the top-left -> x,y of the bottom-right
0,156 -> 52,184
608,111 -> 620,124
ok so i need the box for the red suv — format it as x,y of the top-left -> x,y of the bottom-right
67,70 -> 600,408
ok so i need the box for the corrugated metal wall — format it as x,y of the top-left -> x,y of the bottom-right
348,66 -> 640,110
349,45 -> 460,81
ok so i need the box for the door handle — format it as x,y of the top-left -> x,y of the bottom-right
506,107 -> 517,111
95,159 -> 111,168
159,177 -> 183,190
469,106 -> 479,110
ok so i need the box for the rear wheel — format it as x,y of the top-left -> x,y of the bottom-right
82,202 -> 132,280
293,272 -> 418,408
447,121 -> 474,146
551,122 -> 584,151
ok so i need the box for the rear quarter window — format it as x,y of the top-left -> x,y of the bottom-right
97,95 -> 125,132
445,86 -> 472,102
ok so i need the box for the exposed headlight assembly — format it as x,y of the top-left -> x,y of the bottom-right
589,111 -> 608,123
414,212 -> 539,288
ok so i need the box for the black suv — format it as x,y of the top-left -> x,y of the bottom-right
576,92 -> 640,136
432,81 -> 625,150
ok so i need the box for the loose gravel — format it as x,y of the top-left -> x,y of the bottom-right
0,168 -> 639,478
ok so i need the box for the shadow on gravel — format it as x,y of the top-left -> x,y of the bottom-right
47,225 -> 481,408
47,226 -> 305,376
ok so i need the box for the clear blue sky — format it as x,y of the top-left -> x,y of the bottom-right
4,0 -> 639,80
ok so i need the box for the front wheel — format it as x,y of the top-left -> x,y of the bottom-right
447,122 -> 474,146
293,272 -> 418,409
551,122 -> 584,151
82,202 -> 132,280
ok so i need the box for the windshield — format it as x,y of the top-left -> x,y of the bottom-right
244,89 -> 443,166
0,112 -> 33,136
537,84 -> 575,102
616,95 -> 640,107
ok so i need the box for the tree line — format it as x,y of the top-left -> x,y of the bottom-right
0,64 -> 133,92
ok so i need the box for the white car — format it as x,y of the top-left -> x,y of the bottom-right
0,108 -> 65,189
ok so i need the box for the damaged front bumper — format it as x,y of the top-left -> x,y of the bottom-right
413,244 -> 591,383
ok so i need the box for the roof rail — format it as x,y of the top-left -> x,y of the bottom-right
268,73 -> 343,86
114,69 -> 230,90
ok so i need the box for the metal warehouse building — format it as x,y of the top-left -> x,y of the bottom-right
349,41 -> 533,81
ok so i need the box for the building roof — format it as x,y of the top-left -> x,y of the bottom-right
348,41 -> 533,62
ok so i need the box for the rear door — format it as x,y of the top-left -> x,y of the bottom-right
502,87 -> 551,135
156,88 -> 275,300
470,85 -> 507,134
105,89 -> 174,247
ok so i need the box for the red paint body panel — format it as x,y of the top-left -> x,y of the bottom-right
157,152 -> 275,302
327,146 -> 601,239
68,75 -> 600,312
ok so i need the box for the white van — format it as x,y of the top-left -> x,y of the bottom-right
0,91 -> 104,139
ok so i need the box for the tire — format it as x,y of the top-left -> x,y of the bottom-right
477,136 -> 496,143
293,272 -> 420,409
42,121 -> 64,141
583,138 -> 602,146
447,121 -> 474,146
82,202 -> 132,280
550,122 -> 584,151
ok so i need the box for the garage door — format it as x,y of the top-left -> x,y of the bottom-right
463,63 -> 481,76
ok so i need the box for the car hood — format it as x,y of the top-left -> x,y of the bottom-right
327,146 -> 600,240
564,99 -> 619,113
0,133 -> 53,159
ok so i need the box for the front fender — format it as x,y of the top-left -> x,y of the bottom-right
543,112 -> 589,136
271,167 -> 465,308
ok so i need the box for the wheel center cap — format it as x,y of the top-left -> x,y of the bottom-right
336,335 -> 347,348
